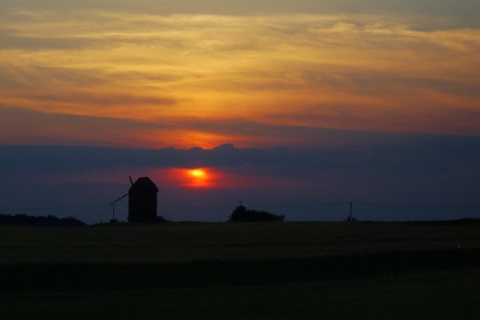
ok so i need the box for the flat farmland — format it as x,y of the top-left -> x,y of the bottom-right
1,222 -> 479,264
1,222 -> 480,319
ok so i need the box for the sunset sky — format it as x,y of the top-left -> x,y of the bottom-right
1,1 -> 479,223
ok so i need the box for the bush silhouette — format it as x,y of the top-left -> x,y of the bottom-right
228,205 -> 284,222
0,214 -> 86,227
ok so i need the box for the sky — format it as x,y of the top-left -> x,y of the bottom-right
1,1 -> 479,223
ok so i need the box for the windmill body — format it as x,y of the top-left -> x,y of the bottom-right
128,177 -> 159,222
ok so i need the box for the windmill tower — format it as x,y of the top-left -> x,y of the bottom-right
128,176 -> 159,222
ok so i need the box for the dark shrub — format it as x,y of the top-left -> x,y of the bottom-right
228,205 -> 284,222
0,214 -> 86,227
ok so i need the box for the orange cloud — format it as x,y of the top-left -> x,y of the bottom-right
1,11 -> 479,148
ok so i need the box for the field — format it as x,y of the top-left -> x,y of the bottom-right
1,222 -> 480,319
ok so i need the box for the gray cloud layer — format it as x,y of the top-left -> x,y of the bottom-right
3,136 -> 478,174
1,136 -> 479,222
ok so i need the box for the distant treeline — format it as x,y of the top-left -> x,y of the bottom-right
0,214 -> 86,227
361,218 -> 480,226
402,218 -> 480,226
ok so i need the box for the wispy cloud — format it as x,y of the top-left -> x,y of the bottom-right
1,9 -> 479,147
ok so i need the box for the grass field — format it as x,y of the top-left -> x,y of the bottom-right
1,222 -> 480,319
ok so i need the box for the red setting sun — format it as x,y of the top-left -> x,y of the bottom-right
188,169 -> 207,178
186,169 -> 210,188
149,166 -> 287,191
154,167 -> 220,189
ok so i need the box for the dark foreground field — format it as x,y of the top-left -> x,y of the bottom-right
1,222 -> 480,319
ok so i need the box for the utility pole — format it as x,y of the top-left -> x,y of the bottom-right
109,194 -> 128,223
349,202 -> 353,221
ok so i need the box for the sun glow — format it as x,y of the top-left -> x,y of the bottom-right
149,167 -> 223,189
184,168 -> 212,188
185,168 -> 214,188
189,169 -> 207,178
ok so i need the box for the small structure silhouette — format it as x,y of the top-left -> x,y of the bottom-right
128,176 -> 159,222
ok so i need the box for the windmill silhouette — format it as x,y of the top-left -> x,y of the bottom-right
110,176 -> 159,223
127,176 -> 159,222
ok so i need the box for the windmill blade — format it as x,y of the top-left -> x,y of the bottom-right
129,176 -> 134,186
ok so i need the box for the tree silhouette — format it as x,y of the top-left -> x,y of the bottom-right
0,214 -> 86,227
228,205 -> 284,222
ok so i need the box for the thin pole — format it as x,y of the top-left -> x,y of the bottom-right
108,193 -> 128,222
349,202 -> 353,221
